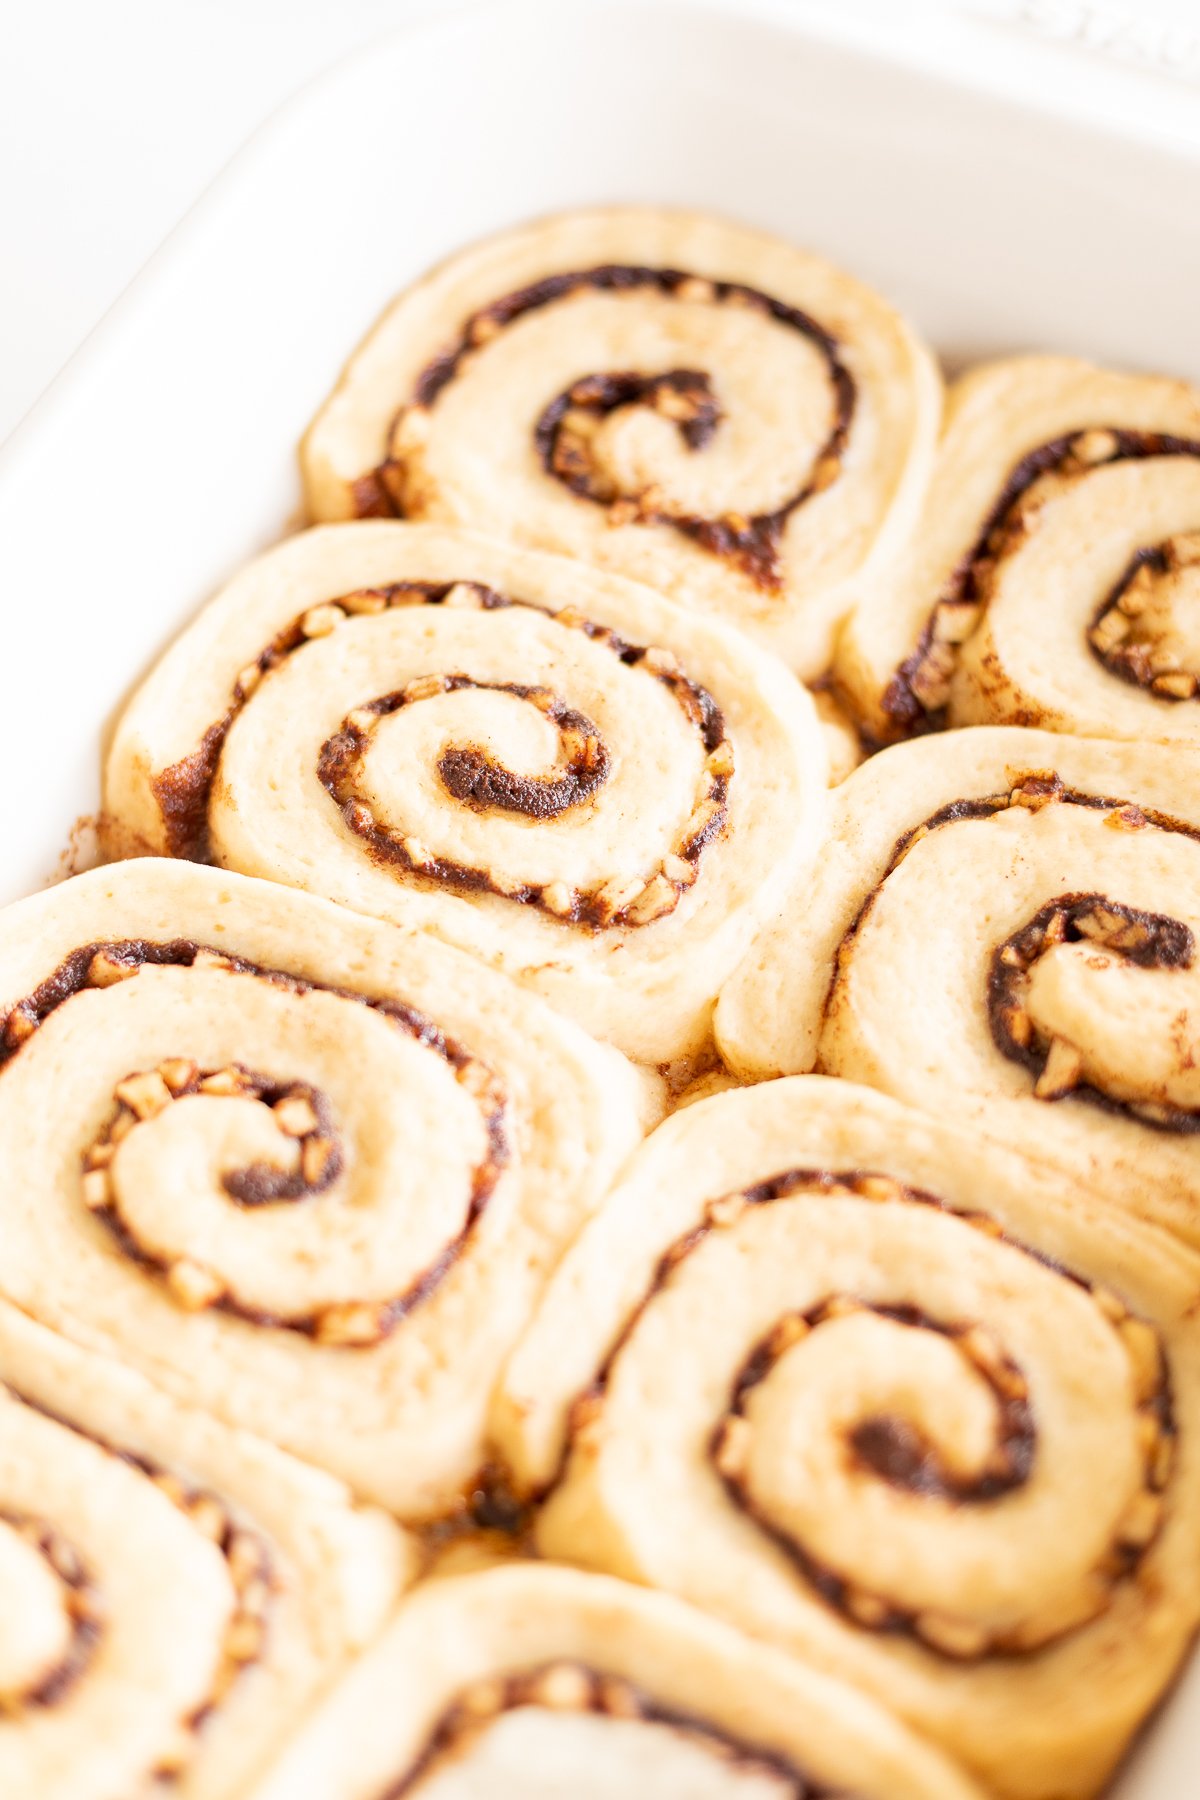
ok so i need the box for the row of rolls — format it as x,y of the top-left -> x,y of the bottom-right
9,206 -> 1200,1799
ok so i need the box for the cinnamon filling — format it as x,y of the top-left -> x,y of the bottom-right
831,774 -> 1200,1132
712,1292 -> 1036,1657
91,1067 -> 343,1210
129,1460 -> 275,1770
989,892 -> 1199,1130
435,686 -> 610,818
316,623 -> 731,929
0,1510 -> 100,1709
317,676 -> 616,911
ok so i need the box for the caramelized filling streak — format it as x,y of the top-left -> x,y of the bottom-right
93,1067 -> 344,1209
989,892 -> 1199,1130
1087,536 -> 1200,701
361,263 -> 857,593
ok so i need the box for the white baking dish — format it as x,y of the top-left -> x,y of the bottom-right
1,0 -> 1197,1788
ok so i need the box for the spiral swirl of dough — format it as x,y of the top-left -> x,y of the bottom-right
244,1563 -> 984,1800
834,357 -> 1200,745
495,1078 -> 1200,1800
0,1299 -> 409,1800
0,859 -> 655,1519
715,728 -> 1200,1247
105,523 -> 827,1064
301,208 -> 940,679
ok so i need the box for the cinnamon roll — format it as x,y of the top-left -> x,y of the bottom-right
0,858 -> 656,1519
105,523 -> 827,1064
244,1562 -> 983,1800
715,728 -> 1200,1245
835,357 -> 1200,744
0,1296 -> 410,1800
496,1077 -> 1200,1799
300,208 -> 941,678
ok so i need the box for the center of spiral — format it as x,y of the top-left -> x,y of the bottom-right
424,681 -> 610,819
989,892 -> 1199,1124
92,1062 -> 341,1208
0,1514 -> 100,1708
1089,533 -> 1200,701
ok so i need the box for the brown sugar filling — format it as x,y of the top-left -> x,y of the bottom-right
988,892 -> 1199,1130
0,1510 -> 100,1710
1087,534 -> 1200,701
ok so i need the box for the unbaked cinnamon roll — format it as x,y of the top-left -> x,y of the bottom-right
0,1297 -> 409,1800
835,357 -> 1200,744
0,859 -> 655,1519
716,727 -> 1200,1246
300,208 -> 941,679
105,523 -> 827,1064
496,1078 -> 1200,1800
244,1562 -> 983,1800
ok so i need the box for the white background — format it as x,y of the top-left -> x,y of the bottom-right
3,0 -> 1199,446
